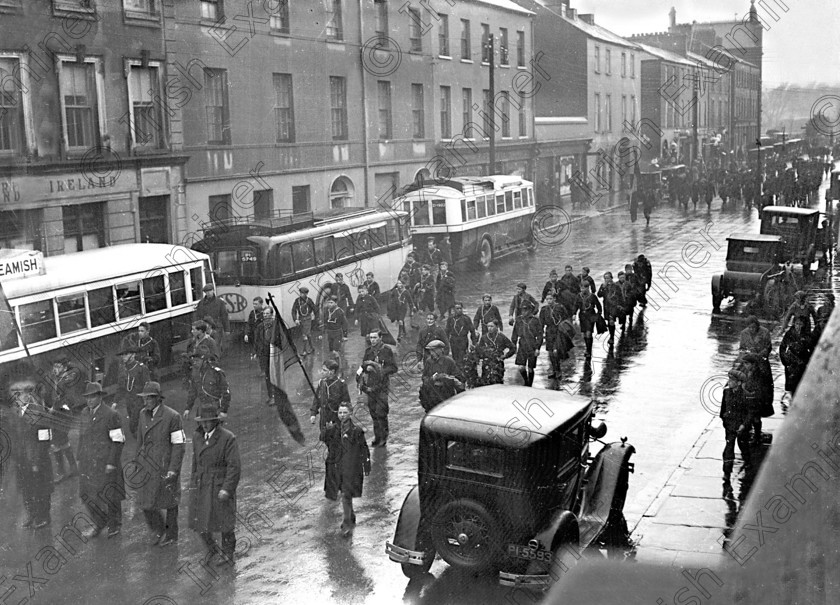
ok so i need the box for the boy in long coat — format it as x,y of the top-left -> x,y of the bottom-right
189,404 -> 241,566
135,381 -> 185,547
77,382 -> 125,538
324,402 -> 371,536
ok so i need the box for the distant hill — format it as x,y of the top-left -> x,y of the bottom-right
763,83 -> 840,135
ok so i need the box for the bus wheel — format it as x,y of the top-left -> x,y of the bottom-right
478,238 -> 493,270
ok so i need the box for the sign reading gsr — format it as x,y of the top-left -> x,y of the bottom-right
219,292 -> 248,315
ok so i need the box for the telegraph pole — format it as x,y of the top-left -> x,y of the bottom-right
488,34 -> 496,174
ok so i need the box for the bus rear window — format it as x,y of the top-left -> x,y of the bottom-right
116,281 -> 142,319
190,267 -> 203,302
432,200 -> 447,225
89,286 -> 116,327
170,271 -> 188,306
315,237 -> 335,265
241,249 -> 258,278
57,294 -> 87,335
505,191 -> 514,211
292,241 -> 316,271
272,244 -> 294,276
215,250 -> 238,278
513,190 -> 522,209
20,300 -> 56,345
143,275 -> 167,313
476,196 -> 487,218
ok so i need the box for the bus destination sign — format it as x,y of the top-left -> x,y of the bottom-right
0,249 -> 46,281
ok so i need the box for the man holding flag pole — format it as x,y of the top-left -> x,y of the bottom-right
266,293 -> 317,446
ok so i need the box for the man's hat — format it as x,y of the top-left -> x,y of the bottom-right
425,339 -> 446,350
195,404 -> 223,421
202,284 -> 215,292
300,286 -> 309,294
138,381 -> 164,398
202,315 -> 218,329
82,382 -> 104,397
517,282 -> 527,289
118,345 -> 140,355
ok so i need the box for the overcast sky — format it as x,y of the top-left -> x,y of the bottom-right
571,0 -> 839,87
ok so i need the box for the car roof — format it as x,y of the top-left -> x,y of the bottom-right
727,233 -> 784,243
422,385 -> 593,447
760,206 -> 820,217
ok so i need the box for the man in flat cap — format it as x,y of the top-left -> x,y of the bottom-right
194,283 -> 230,357
135,382 -> 185,547
77,381 -> 125,538
419,340 -> 464,412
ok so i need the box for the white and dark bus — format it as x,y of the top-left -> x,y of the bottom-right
192,209 -> 412,325
394,175 -> 536,268
0,243 -> 213,386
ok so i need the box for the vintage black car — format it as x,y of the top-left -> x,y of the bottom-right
385,385 -> 635,588
759,206 -> 821,271
711,233 -> 785,313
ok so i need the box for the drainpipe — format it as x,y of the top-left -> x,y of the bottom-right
358,1 -> 371,207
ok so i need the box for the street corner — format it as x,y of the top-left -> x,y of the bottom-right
530,205 -> 573,248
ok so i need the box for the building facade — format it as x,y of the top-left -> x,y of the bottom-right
0,0 -> 186,255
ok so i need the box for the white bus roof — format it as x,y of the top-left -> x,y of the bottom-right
2,244 -> 208,299
251,210 -> 407,246
397,176 -> 533,199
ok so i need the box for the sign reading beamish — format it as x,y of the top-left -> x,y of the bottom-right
0,250 -> 45,281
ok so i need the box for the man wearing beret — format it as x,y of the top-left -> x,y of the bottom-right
77,382 -> 125,538
194,284 -> 230,357
135,382 -> 185,547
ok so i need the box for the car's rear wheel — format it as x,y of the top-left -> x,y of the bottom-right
431,499 -> 500,573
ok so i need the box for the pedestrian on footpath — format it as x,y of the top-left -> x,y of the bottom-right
445,302 -> 476,365
189,404 -> 241,567
617,271 -> 635,330
324,402 -> 371,537
475,321 -> 515,385
116,345 -> 150,439
419,340 -> 464,412
291,288 -> 317,356
194,284 -> 230,357
512,300 -> 543,386
780,316 -> 815,400
417,312 -> 450,363
643,187 -> 655,227
358,331 -> 397,447
386,279 -> 415,342
244,296 -> 265,358
633,255 -> 653,307
77,381 -> 125,539
135,381 -> 185,548
474,294 -> 503,335
184,321 -> 220,388
8,367 -> 55,529
414,265 -> 437,318
320,297 -> 349,354
720,370 -> 754,493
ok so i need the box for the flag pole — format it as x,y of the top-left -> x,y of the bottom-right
266,292 -> 317,399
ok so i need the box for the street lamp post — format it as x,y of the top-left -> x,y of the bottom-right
487,34 -> 496,175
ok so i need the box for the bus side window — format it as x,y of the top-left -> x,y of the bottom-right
485,195 -> 495,216
89,286 -> 116,327
20,300 -> 57,345
476,195 -> 487,218
385,220 -> 400,245
461,199 -> 467,223
0,309 -> 19,351
370,225 -> 388,250
496,194 -> 505,214
466,199 -> 477,220
292,241 -> 316,271
513,190 -> 522,209
190,267 -> 203,302
431,199 -> 447,225
271,244 -> 294,277
116,281 -> 142,319
315,237 -> 335,266
334,235 -> 354,260
505,191 -> 514,211
527,188 -> 534,206
143,275 -> 167,313
170,271 -> 188,306
353,232 -> 372,254
57,293 -> 87,335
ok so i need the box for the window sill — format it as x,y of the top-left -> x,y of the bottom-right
124,10 -> 160,22
460,58 -> 473,64
516,64 -> 527,70
53,5 -> 98,19
270,29 -> 291,37
0,2 -> 22,14
409,48 -> 423,55
438,54 -> 452,61
499,63 -> 510,69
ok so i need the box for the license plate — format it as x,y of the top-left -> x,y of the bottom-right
507,544 -> 552,563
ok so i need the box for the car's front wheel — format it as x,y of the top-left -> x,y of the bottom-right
431,499 -> 500,573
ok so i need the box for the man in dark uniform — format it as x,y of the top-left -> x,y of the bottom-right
362,272 -> 381,298
291,288 -> 317,356
541,269 -> 561,303
358,331 -> 397,447
8,368 -> 55,528
189,404 -> 241,567
421,237 -> 444,282
436,261 -> 456,319
558,265 -> 580,296
579,267 -> 597,295
720,370 -> 754,492
474,294 -> 503,335
475,321 -> 515,385
77,381 -> 125,538
121,323 -> 162,380
47,356 -> 82,482
633,255 -> 652,308
184,321 -> 220,389
184,346 -> 231,420
194,284 -> 230,357
598,272 -> 625,346
414,265 -> 436,316
136,381 -> 185,547
512,300 -> 543,386
616,271 -> 634,330
508,282 -> 539,326
116,345 -> 151,439
576,281 -> 602,359
332,273 -> 355,314
419,340 -> 464,412
244,296 -> 265,357
401,253 -> 422,292
539,293 -> 565,379
417,312 -> 450,363
623,264 -> 641,326
310,359 -> 350,443
445,302 -> 476,365
354,284 -> 381,339
320,297 -> 349,354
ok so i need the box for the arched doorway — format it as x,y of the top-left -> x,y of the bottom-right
330,176 -> 355,209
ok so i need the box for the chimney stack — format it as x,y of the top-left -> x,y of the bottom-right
669,6 -> 676,29
579,13 -> 594,25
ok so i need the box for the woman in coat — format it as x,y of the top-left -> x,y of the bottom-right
780,316 -> 815,398
324,402 -> 371,536
189,404 -> 241,565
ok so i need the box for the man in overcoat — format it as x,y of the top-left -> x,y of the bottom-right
77,381 -> 125,538
194,284 -> 230,356
189,404 -> 241,566
135,381 -> 185,547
